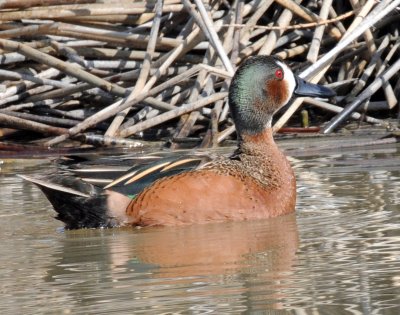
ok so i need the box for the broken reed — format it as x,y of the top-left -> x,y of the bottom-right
0,0 -> 399,148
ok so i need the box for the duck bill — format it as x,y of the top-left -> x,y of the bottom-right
294,76 -> 336,98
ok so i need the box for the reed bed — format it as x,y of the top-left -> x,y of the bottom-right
0,0 -> 399,148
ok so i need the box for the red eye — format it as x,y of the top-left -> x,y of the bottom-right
275,69 -> 284,80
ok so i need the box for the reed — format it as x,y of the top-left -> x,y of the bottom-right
0,0 -> 398,148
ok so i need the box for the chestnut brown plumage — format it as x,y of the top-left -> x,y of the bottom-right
21,56 -> 335,229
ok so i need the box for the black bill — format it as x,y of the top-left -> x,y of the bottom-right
294,76 -> 336,98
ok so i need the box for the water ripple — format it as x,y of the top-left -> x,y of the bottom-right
1,145 -> 400,313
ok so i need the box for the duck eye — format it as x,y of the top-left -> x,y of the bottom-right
275,69 -> 284,80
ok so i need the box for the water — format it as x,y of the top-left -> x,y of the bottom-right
0,143 -> 399,314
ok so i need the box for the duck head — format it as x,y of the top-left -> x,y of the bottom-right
229,56 -> 335,136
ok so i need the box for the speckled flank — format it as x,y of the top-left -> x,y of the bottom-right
125,128 -> 296,226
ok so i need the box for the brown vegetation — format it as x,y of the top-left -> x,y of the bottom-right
0,0 -> 399,149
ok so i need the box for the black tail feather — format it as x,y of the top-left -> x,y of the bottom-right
21,175 -> 116,229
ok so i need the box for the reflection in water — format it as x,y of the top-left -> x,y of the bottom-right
44,215 -> 298,312
1,144 -> 400,313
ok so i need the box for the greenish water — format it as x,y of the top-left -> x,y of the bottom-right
0,144 -> 399,314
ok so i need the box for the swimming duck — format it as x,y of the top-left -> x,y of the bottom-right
21,56 -> 335,229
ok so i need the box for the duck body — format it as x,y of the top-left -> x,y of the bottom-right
126,128 -> 295,226
21,56 -> 335,229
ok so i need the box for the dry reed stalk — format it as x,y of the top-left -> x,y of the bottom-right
71,47 -> 162,61
306,0 -> 332,62
170,0 -> 233,148
0,0 -> 398,147
0,109 -> 81,127
104,19 -> 204,139
0,69 -> 74,89
45,65 -> 230,146
229,0 -> 244,67
0,38 -> 127,96
239,0 -> 274,46
345,36 -> 390,101
0,3 -> 184,21
258,0 -> 300,55
0,0 -> 96,10
274,0 -> 400,132
274,0 -> 341,39
0,85 -> 55,107
349,0 -> 397,109
0,112 -> 67,135
323,57 -> 400,133
118,92 -> 227,137
105,0 -> 164,138
303,98 -> 385,125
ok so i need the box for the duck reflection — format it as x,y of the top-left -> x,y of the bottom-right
126,214 -> 298,277
45,214 -> 298,311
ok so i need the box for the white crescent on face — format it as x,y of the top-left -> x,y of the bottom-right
276,60 -> 297,106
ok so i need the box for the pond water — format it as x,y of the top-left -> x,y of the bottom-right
0,142 -> 399,314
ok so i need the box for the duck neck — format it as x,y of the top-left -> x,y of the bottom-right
233,127 -> 294,191
237,128 -> 279,156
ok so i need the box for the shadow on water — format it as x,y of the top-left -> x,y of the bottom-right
1,142 -> 400,314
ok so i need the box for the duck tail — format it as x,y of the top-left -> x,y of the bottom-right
19,175 -> 117,229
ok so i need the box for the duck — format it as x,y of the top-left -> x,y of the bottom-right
21,56 -> 335,229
